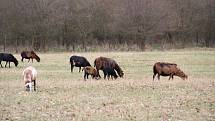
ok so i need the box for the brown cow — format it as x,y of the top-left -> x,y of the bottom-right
94,57 -> 124,78
82,66 -> 99,80
21,51 -> 40,62
153,62 -> 187,80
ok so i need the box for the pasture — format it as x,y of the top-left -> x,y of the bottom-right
0,51 -> 215,121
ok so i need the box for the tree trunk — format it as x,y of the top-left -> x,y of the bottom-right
82,40 -> 86,51
196,31 -> 199,46
4,35 -> 6,52
16,39 -> 18,53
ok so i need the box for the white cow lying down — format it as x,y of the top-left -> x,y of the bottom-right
23,66 -> 37,91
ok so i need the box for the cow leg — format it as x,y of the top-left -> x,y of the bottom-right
28,59 -> 30,62
71,65 -> 74,73
104,74 -> 106,79
33,80 -> 36,91
169,74 -> 174,80
21,58 -> 23,62
5,62 -> 8,68
29,82 -> 32,91
103,71 -> 106,79
96,68 -> 101,78
32,58 -> 33,63
0,61 -> 3,68
158,74 -> 160,80
168,74 -> 174,80
153,73 -> 156,81
87,74 -> 89,79
169,74 -> 172,80
79,67 -> 81,72
25,83 -> 29,91
91,75 -> 94,79
9,62 -> 10,68
98,73 -> 101,78
107,75 -> 110,80
84,73 -> 87,80
103,71 -> 106,80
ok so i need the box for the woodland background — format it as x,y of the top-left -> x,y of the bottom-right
0,0 -> 214,52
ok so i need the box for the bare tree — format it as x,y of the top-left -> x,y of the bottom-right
0,0 -> 214,51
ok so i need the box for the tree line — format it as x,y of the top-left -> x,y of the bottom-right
0,0 -> 214,52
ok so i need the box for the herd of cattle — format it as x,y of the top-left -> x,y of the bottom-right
0,51 -> 188,91
70,55 -> 124,80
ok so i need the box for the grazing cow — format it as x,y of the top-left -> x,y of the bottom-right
70,55 -> 91,72
0,53 -> 18,68
82,66 -> 99,80
153,62 -> 188,80
94,57 -> 124,78
103,67 -> 118,80
23,66 -> 37,91
21,51 -> 40,62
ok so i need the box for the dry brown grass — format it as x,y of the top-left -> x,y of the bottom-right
0,51 -> 214,121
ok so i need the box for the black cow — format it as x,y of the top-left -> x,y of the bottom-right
103,67 -> 118,80
70,55 -> 91,72
0,53 -> 18,68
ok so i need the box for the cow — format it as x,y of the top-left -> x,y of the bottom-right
94,57 -> 124,78
82,66 -> 100,80
21,51 -> 40,62
23,66 -> 37,91
103,67 -> 118,80
70,55 -> 91,72
0,53 -> 18,68
153,62 -> 188,80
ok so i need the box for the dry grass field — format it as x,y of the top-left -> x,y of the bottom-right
0,51 -> 215,121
